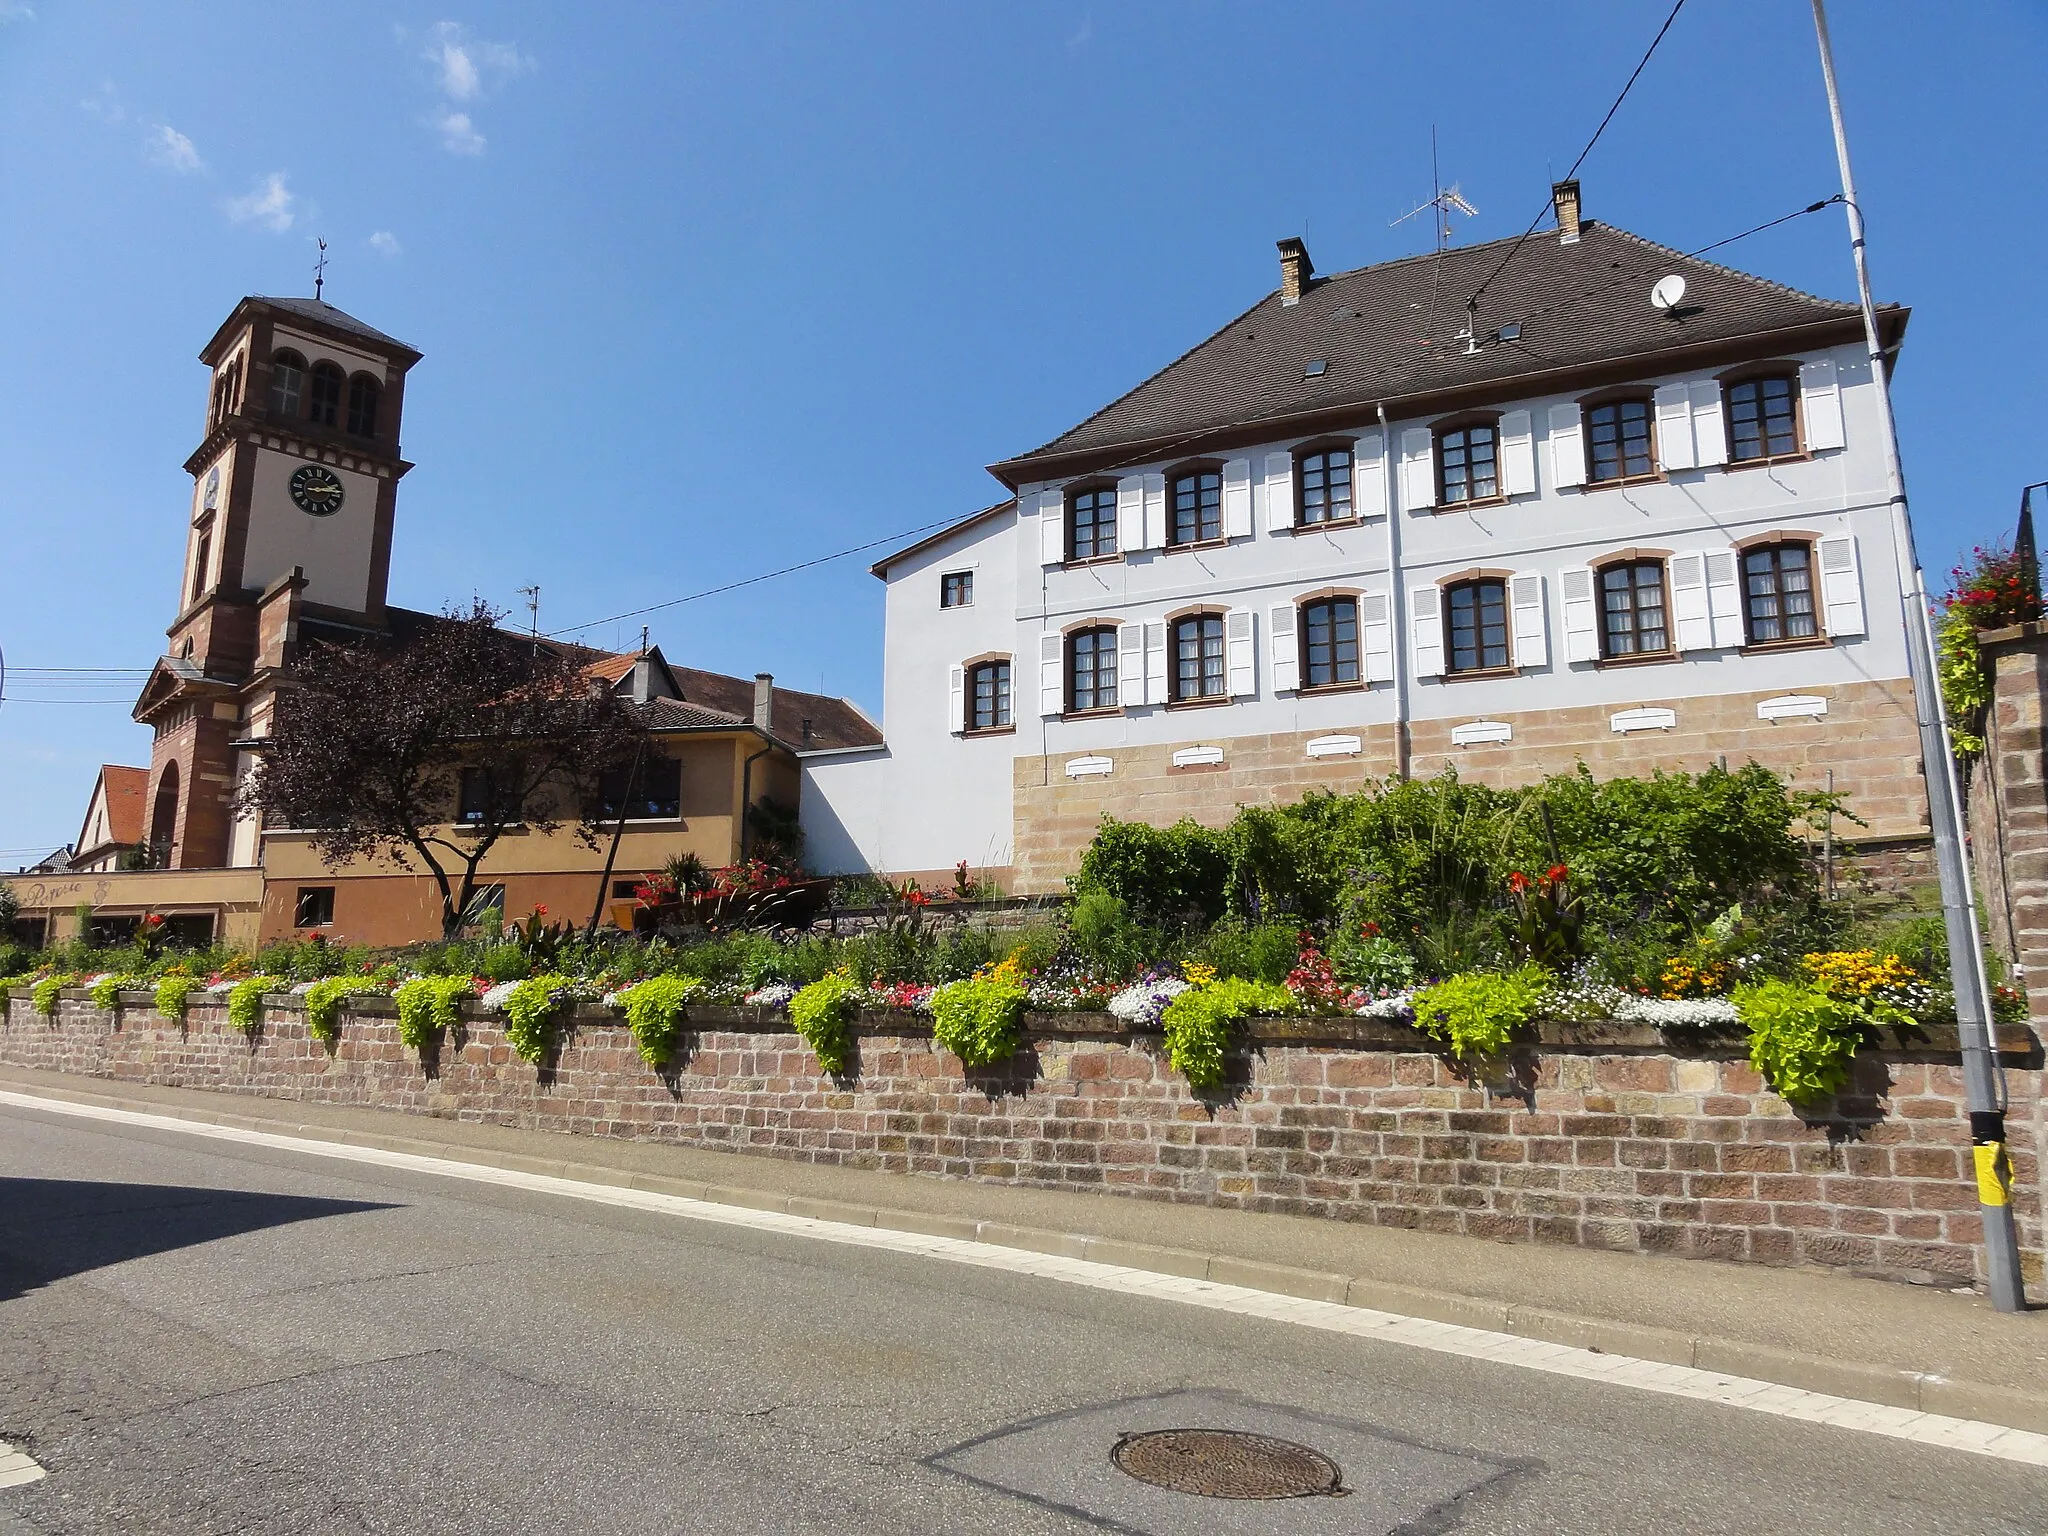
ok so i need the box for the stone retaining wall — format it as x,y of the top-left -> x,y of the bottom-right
3,990 -> 2041,1289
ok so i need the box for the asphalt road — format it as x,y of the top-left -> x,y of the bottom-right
0,1100 -> 2043,1536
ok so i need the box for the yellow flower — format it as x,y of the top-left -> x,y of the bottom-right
1183,962 -> 1217,987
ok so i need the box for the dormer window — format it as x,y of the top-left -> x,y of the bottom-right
308,362 -> 344,428
270,350 -> 305,416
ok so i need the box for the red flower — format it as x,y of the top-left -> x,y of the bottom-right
534,904 -> 548,917
1545,863 -> 1569,885
1507,871 -> 1531,894
1360,921 -> 1380,938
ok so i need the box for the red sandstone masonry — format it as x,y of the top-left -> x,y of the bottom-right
2,992 -> 2040,1288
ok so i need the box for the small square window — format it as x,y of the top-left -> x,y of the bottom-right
294,886 -> 335,928
941,571 -> 974,608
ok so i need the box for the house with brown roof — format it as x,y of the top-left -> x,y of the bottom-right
805,181 -> 1925,892
70,766 -> 150,872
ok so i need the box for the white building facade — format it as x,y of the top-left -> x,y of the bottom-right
805,186 -> 1925,893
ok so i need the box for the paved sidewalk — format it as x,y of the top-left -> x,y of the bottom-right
3,1063 -> 2043,1432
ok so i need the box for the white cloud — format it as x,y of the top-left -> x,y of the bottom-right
0,2 -> 35,22
434,109 -> 485,156
368,230 -> 402,257
226,172 -> 295,233
425,21 -> 530,102
79,80 -> 123,122
1067,14 -> 1093,49
148,124 -> 203,173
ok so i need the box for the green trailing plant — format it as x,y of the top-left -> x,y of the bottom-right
154,974 -> 203,1021
1159,977 -> 1294,1091
1410,966 -> 1548,1062
789,971 -> 862,1075
227,975 -> 281,1037
1936,544 -> 2043,759
394,974 -> 474,1057
32,974 -> 73,1016
90,972 -> 145,1010
617,974 -> 700,1069
303,976 -> 386,1043
1735,977 -> 1872,1104
501,973 -> 575,1064
929,965 -> 1029,1068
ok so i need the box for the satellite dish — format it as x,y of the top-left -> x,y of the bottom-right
1651,274 -> 1688,313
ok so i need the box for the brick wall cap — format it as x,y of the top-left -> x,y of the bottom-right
1978,619 -> 2048,652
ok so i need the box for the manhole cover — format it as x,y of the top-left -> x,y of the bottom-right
1110,1428 -> 1345,1500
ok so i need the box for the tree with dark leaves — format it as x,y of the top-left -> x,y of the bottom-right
246,601 -> 646,939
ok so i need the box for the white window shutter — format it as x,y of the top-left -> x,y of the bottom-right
1143,622 -> 1167,703
1141,473 -> 1167,549
1226,609 -> 1256,697
1268,603 -> 1299,692
1399,428 -> 1435,512
1224,457 -> 1255,539
1801,358 -> 1846,451
1706,550 -> 1743,648
1559,566 -> 1599,663
1668,552 -> 1713,650
1548,404 -> 1586,489
1653,383 -> 1696,471
1255,452 -> 1288,534
1817,533 -> 1865,636
947,665 -> 965,734
1500,410 -> 1537,496
1688,380 -> 1728,467
1354,431 -> 1388,518
1116,477 -> 1144,555
1039,489 -> 1065,565
1509,573 -> 1547,668
1360,591 -> 1394,682
1039,634 -> 1064,718
1410,586 -> 1444,677
1116,622 -> 1143,709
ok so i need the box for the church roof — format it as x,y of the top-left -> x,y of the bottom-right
254,296 -> 418,354
74,765 -> 148,860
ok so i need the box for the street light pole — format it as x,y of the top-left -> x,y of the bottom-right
1809,0 -> 2026,1311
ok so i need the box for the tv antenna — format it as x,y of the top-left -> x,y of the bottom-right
1391,128 -> 1478,253
313,238 -> 328,300
517,585 -> 541,640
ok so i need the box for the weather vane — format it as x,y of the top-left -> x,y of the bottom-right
313,238 -> 328,301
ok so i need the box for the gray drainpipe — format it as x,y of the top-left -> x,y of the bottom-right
1379,401 -> 1410,780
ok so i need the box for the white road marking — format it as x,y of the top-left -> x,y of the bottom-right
4,1087 -> 2045,1469
0,1441 -> 47,1489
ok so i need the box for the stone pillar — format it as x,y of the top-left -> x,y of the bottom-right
1974,622 -> 2048,1022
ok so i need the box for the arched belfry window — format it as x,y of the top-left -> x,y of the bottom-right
271,350 -> 306,417
346,374 -> 380,438
308,362 -> 344,428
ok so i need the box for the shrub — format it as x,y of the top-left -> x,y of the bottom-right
618,974 -> 700,1068
929,962 -> 1029,1067
1410,966 -> 1548,1061
478,943 -> 531,983
1735,978 -> 1871,1104
1326,924 -> 1417,993
154,974 -> 203,1021
31,974 -> 72,1016
90,972 -> 144,1010
1159,977 -> 1293,1090
501,974 -> 575,1064
1191,920 -> 1302,984
226,975 -> 280,1037
1068,890 -> 1154,980
393,974 -> 474,1057
789,971 -> 862,1075
303,976 -> 386,1043
1072,816 -> 1235,931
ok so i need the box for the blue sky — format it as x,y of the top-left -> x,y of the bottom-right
3,1 -> 2045,861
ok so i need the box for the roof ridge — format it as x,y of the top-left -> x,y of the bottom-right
1596,224 -> 1857,314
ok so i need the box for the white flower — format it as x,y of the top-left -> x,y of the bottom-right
745,982 -> 796,1008
289,980 -> 316,995
1612,993 -> 1738,1027
1354,991 -> 1415,1020
478,980 -> 522,1012
1107,977 -> 1188,1026
205,979 -> 240,993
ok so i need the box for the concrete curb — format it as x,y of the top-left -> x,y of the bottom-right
9,1076 -> 2047,1436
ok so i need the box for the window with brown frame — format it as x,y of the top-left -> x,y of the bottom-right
1598,560 -> 1670,657
1437,423 -> 1499,504
968,659 -> 1011,730
307,361 -> 344,428
1726,374 -> 1800,462
346,374 -> 380,438
1170,613 -> 1226,700
1296,446 -> 1353,525
1067,626 -> 1118,712
940,570 -> 973,608
1168,468 -> 1222,546
1742,542 -> 1819,643
1586,398 -> 1656,483
1445,579 -> 1510,672
294,886 -> 335,928
270,350 -> 305,416
1300,597 -> 1360,687
1067,486 -> 1117,560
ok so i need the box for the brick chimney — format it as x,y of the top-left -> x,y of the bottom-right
1552,179 -> 1582,244
752,673 -> 774,735
1276,237 -> 1314,305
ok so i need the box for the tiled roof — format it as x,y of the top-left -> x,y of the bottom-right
255,296 -> 419,354
997,220 -> 1873,474
97,766 -> 149,848
667,667 -> 882,752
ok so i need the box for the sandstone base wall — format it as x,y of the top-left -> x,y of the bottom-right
4,991 -> 2038,1290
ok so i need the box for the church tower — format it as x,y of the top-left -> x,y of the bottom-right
133,296 -> 421,869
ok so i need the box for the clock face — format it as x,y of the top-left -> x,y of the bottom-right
289,464 -> 345,517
